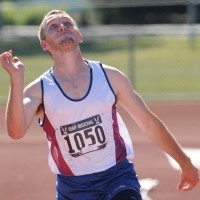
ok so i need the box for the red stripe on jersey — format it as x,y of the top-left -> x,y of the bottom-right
112,105 -> 127,163
43,115 -> 74,176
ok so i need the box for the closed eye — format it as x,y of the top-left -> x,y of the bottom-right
63,21 -> 74,28
49,24 -> 58,30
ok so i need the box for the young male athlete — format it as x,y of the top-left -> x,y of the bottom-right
0,10 -> 199,200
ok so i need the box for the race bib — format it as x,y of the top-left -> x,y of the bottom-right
60,115 -> 107,157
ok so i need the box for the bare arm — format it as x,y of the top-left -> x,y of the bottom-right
105,66 -> 199,191
0,50 -> 42,139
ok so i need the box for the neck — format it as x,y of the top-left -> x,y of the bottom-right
51,51 -> 89,80
52,47 -> 86,74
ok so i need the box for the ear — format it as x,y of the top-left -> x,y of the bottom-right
40,40 -> 48,51
78,31 -> 83,43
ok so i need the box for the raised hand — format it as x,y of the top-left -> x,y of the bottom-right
0,50 -> 24,79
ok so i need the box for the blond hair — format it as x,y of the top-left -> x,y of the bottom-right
38,10 -> 77,41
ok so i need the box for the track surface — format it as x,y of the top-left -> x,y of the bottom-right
0,102 -> 199,200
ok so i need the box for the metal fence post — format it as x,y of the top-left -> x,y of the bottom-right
187,0 -> 196,48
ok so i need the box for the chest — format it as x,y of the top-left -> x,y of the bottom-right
42,65 -> 116,125
53,68 -> 91,99
59,77 -> 90,99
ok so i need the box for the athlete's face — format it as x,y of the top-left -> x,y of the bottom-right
41,14 -> 83,52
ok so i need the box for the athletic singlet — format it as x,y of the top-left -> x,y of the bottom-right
39,60 -> 134,176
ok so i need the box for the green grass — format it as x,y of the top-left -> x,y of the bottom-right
1,36 -> 200,104
135,37 -> 200,98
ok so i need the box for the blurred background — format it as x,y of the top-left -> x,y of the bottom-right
0,0 -> 200,103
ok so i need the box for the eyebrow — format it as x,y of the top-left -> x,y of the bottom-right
46,16 -> 73,27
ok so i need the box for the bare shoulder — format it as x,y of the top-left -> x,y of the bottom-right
102,64 -> 131,93
23,77 -> 42,104
102,64 -> 125,77
24,77 -> 41,94
103,64 -> 127,79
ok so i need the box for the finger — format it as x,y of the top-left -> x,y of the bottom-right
178,179 -> 198,191
181,183 -> 196,191
0,52 -> 12,65
13,56 -> 20,63
177,179 -> 185,191
8,50 -> 13,55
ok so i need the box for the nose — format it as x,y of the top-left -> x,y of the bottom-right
58,23 -> 66,32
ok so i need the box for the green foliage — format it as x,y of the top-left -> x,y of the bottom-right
1,3 -> 62,25
22,7 -> 52,25
0,2 -> 95,26
1,3 -> 18,25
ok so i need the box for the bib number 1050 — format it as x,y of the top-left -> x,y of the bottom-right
64,125 -> 106,157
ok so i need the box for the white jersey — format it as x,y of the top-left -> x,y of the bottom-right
40,60 -> 134,176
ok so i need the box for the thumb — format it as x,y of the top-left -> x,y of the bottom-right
177,179 -> 185,191
177,179 -> 195,191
